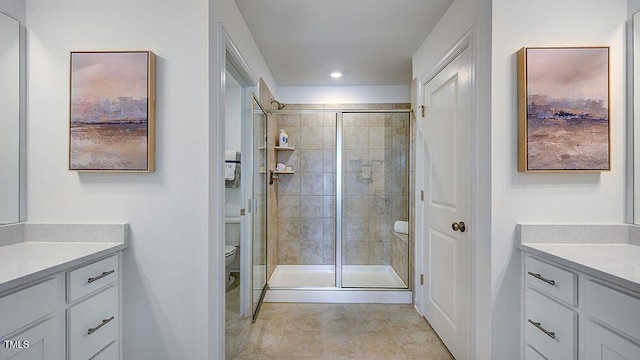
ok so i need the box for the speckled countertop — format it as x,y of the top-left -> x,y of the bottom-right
518,224 -> 640,293
0,223 -> 128,293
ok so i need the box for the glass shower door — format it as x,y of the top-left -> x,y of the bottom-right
251,96 -> 268,321
340,112 -> 410,288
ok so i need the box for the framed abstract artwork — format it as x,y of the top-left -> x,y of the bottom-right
69,51 -> 156,172
517,47 -> 610,172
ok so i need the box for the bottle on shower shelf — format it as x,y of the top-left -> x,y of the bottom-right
279,129 -> 289,147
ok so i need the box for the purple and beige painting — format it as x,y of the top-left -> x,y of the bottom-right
525,47 -> 609,171
70,52 -> 149,171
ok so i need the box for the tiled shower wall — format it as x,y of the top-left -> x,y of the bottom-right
275,104 -> 411,271
276,111 -> 337,265
342,112 -> 409,270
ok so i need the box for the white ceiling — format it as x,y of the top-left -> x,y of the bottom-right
234,0 -> 453,87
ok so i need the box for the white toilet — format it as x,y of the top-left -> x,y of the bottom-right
224,245 -> 237,288
224,212 -> 241,289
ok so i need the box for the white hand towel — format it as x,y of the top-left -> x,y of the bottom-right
225,150 -> 239,181
225,163 -> 236,181
393,220 -> 409,234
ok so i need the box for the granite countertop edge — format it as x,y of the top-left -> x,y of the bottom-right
518,242 -> 640,294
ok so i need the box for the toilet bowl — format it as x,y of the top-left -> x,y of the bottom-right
225,245 -> 237,288
225,210 -> 241,289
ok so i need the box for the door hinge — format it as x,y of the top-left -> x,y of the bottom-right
420,190 -> 424,201
240,208 -> 245,216
420,274 -> 424,285
420,105 -> 425,117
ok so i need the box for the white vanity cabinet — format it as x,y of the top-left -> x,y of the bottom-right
583,280 -> 640,360
0,254 -> 121,360
522,254 -> 640,359
0,278 -> 60,360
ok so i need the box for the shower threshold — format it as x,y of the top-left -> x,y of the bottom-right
269,264 -> 406,288
266,265 -> 412,304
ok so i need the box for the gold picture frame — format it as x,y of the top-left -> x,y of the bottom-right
69,51 -> 156,172
517,47 -> 610,172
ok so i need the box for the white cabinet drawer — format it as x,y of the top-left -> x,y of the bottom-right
585,280 -> 640,341
0,278 -> 57,338
68,285 -> 118,360
525,256 -> 577,306
67,255 -> 118,303
525,288 -> 577,360
585,320 -> 640,360
90,341 -> 118,360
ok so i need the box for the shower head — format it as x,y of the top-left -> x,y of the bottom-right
271,99 -> 287,110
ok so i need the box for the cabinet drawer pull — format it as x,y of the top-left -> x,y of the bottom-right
87,316 -> 115,335
528,319 -> 556,339
87,270 -> 115,283
527,271 -> 555,286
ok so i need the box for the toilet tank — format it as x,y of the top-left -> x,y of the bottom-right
225,216 -> 241,246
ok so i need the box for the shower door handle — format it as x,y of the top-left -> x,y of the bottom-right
247,198 -> 253,214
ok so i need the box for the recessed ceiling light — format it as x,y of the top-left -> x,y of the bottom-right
330,71 -> 343,78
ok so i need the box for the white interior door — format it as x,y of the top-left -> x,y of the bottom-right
421,46 -> 471,360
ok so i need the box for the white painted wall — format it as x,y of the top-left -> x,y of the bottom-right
0,0 -> 24,22
25,0 -> 210,358
491,1 -> 627,359
225,73 -> 242,152
213,0 -> 277,97
412,0 -> 492,358
225,70 -> 242,245
277,85 -> 410,104
22,0 -> 276,356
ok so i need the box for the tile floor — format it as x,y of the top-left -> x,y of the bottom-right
226,273 -> 454,359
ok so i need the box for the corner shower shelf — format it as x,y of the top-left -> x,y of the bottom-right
273,170 -> 295,174
274,146 -> 295,151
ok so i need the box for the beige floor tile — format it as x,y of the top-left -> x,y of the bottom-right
284,311 -> 328,331
225,328 -> 247,359
407,354 -> 453,360
400,330 -> 453,359
234,326 -> 283,357
226,315 -> 252,330
229,354 -> 280,360
385,312 -> 433,332
361,331 -> 406,357
319,316 -> 359,332
320,331 -> 364,357
278,330 -> 325,356
226,284 -> 454,360
351,316 -> 387,332
258,308 -> 292,329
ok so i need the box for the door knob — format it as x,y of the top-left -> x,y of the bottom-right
452,221 -> 466,233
